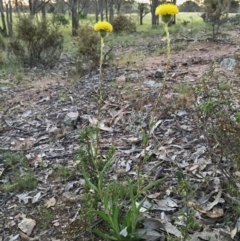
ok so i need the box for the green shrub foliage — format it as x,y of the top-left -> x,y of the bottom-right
53,13 -> 69,26
76,25 -> 100,73
111,15 -> 136,33
8,16 -> 63,68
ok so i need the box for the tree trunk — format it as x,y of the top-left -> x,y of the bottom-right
28,0 -> 50,17
6,1 -> 12,37
41,1 -> 46,19
172,0 -> 176,24
14,0 -> 19,13
139,3 -> 144,25
109,0 -> 114,22
99,0 -> 104,21
151,0 -> 159,26
115,0 -> 123,15
105,0 -> 108,21
95,0 -> 99,22
72,0 -> 78,36
29,0 -> 34,15
0,0 -> 7,36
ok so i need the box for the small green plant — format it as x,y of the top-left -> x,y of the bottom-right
91,181 -> 147,241
59,91 -> 68,102
83,155 -> 165,240
1,151 -> 37,192
14,70 -> 24,81
3,172 -> 37,192
37,206 -> 55,229
126,110 -> 148,136
50,164 -> 76,182
175,171 -> 200,240
235,112 -> 240,123
75,126 -> 165,240
197,100 -> 216,114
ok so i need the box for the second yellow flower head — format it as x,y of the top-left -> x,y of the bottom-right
155,3 -> 179,16
94,21 -> 113,32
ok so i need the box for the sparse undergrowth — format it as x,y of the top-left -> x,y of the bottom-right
0,151 -> 37,192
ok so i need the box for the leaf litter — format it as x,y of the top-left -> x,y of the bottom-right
1,33 -> 240,241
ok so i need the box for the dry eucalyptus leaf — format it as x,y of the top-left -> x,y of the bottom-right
150,120 -> 162,135
197,190 -> 216,205
19,231 -> 35,241
205,207 -> 224,218
231,217 -> 240,239
32,192 -> 42,204
44,197 -> 56,208
119,227 -> 128,237
8,234 -> 20,241
163,197 -> 178,208
88,116 -> 113,132
136,228 -> 163,240
187,164 -> 199,172
147,192 -> 161,199
143,218 -> 165,231
164,221 -> 182,237
190,231 -> 220,241
206,189 -> 222,211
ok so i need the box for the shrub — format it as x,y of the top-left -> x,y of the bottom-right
75,24 -> 100,74
76,25 -> 113,74
53,13 -> 69,26
202,0 -> 230,39
179,0 -> 203,12
111,15 -> 136,33
8,15 -> 63,68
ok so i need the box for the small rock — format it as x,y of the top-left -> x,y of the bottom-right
64,111 -> 79,126
116,75 -> 126,83
49,127 -> 60,136
176,110 -> 188,117
127,73 -> 139,81
154,69 -> 165,78
144,80 -> 161,88
0,87 -> 10,92
10,141 -> 16,146
220,57 -> 237,70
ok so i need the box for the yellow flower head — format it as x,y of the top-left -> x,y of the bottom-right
94,21 -> 113,32
155,3 -> 179,16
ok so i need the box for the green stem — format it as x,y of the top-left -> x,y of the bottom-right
151,22 -> 171,122
95,37 -> 104,161
99,37 -> 104,99
145,22 -> 171,158
164,23 -> 171,75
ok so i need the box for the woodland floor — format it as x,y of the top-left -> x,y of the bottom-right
1,29 -> 240,241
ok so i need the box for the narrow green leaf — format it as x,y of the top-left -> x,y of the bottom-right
89,210 -> 110,224
113,203 -> 120,233
141,128 -> 147,145
84,176 -> 98,193
141,177 -> 166,193
94,228 -> 118,240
